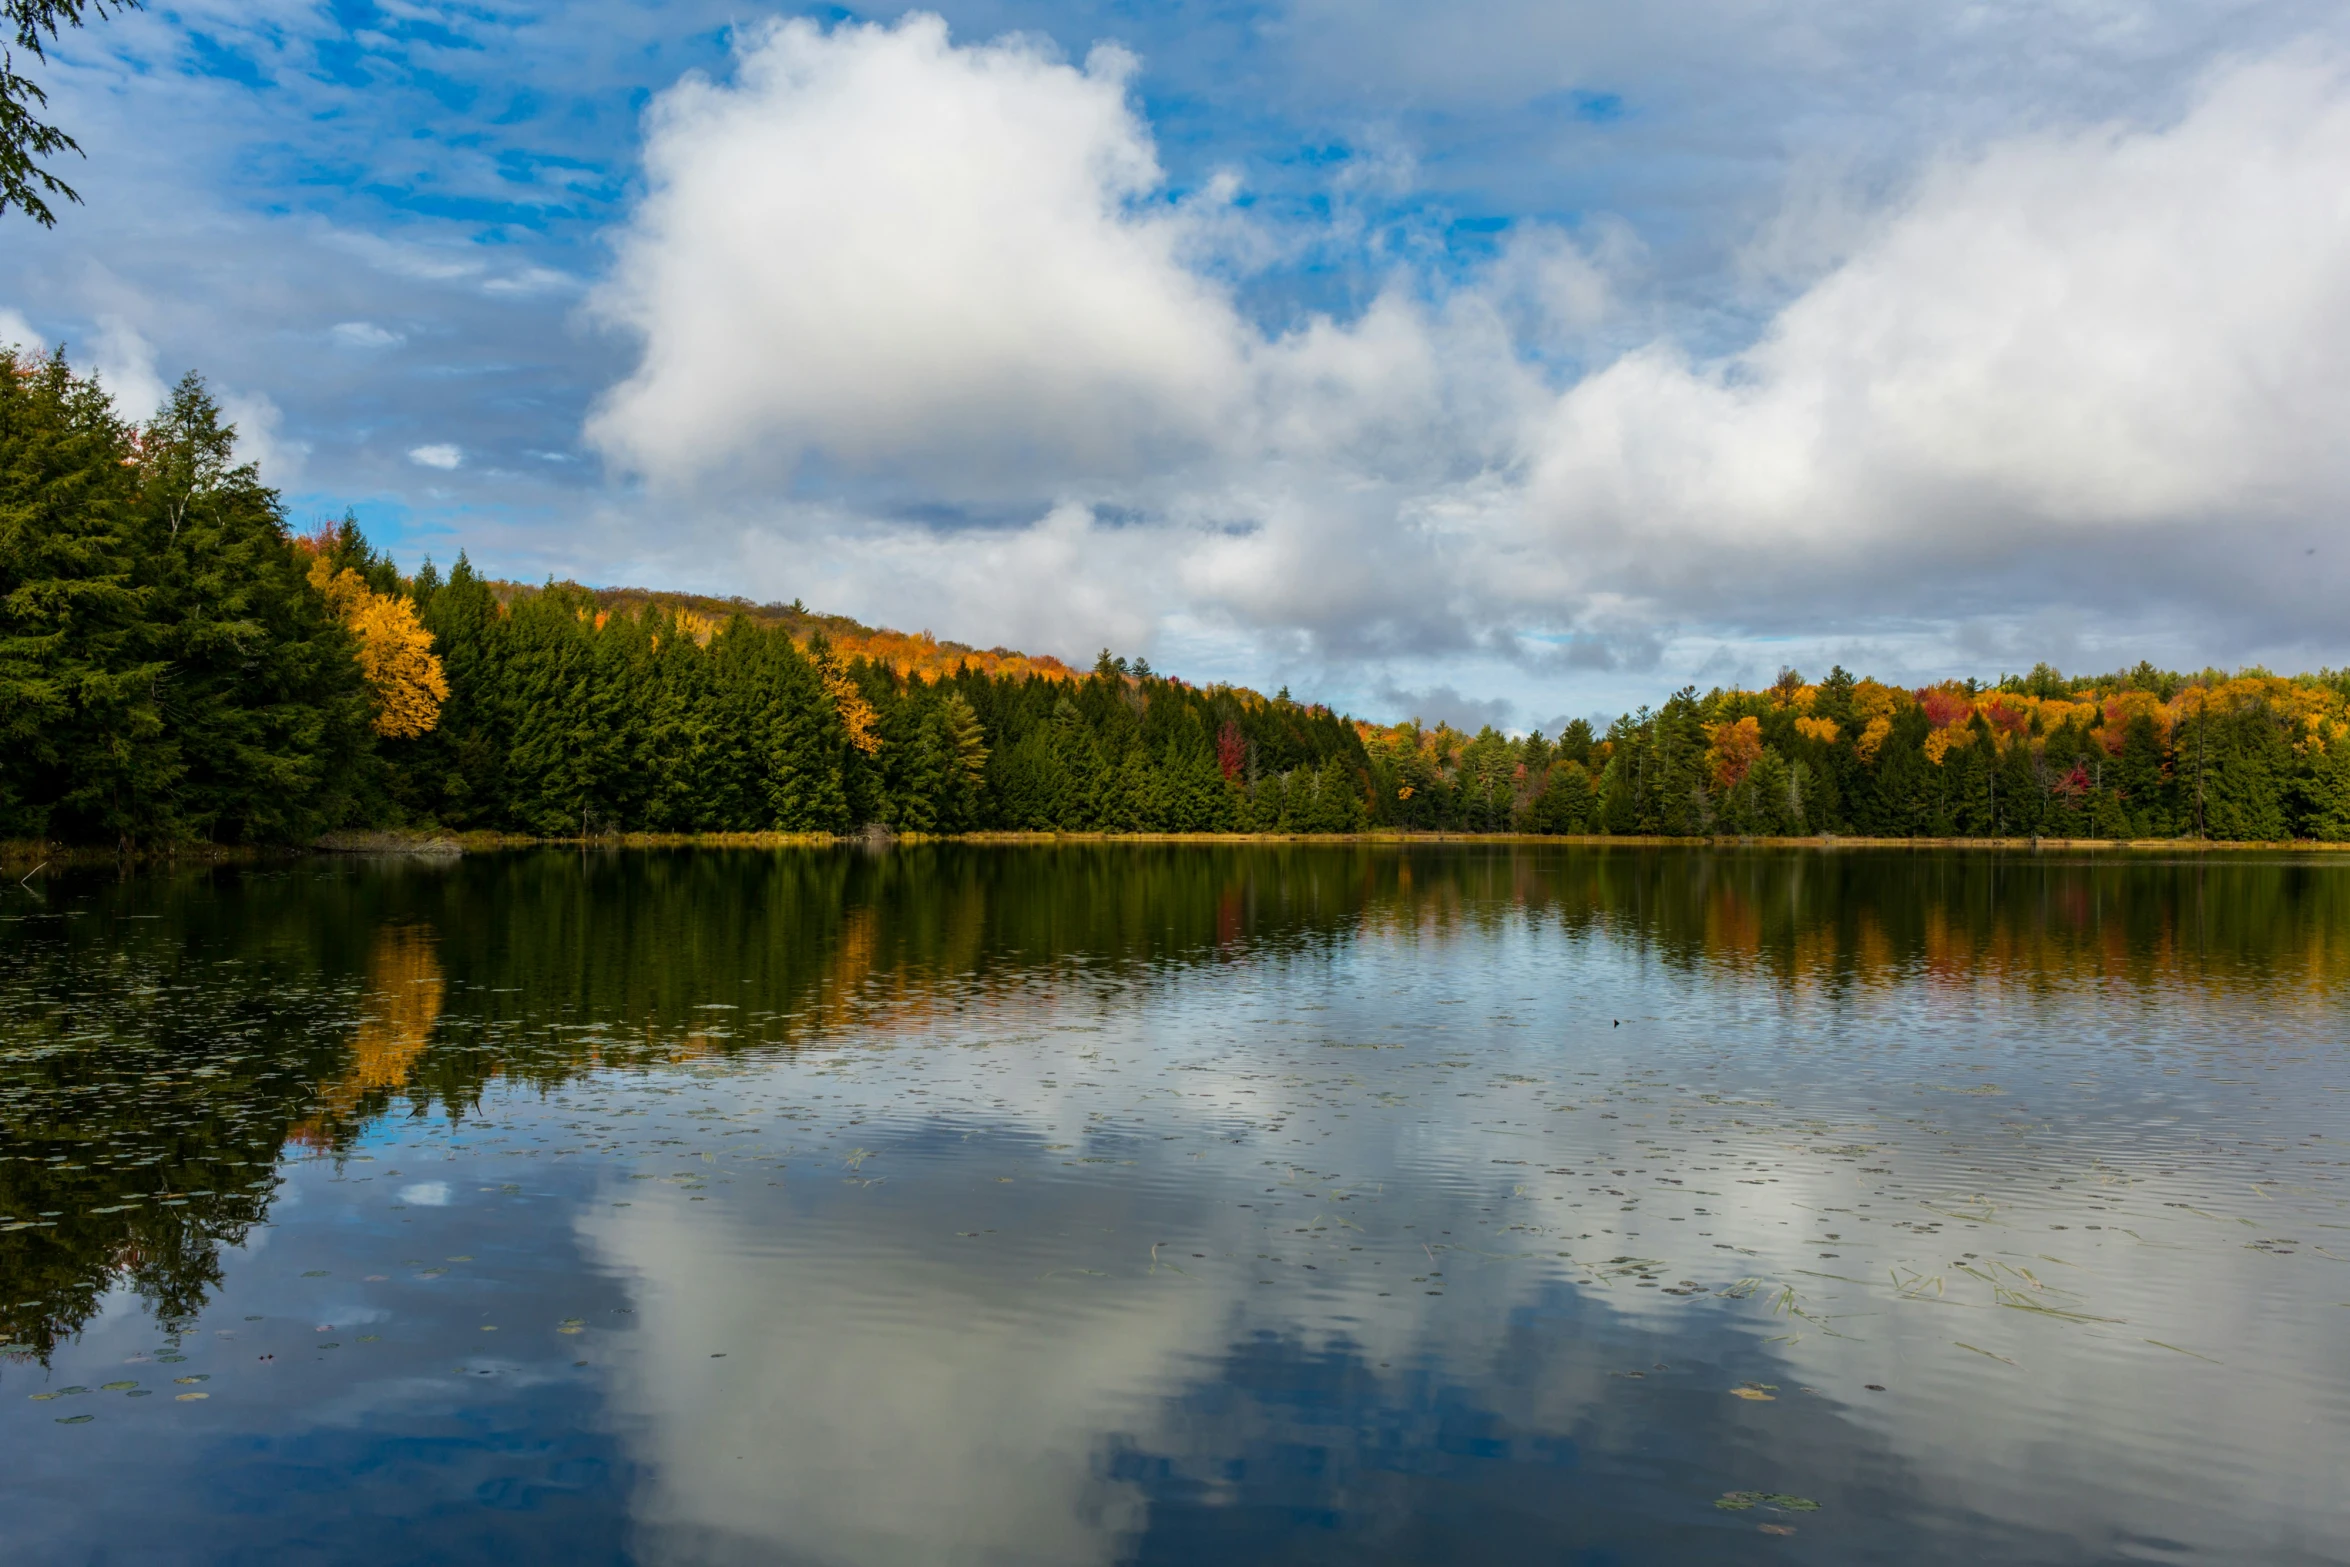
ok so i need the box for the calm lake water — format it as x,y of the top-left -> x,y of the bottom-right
3,845 -> 2347,1565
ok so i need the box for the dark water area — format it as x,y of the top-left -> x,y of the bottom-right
3,845 -> 2346,1565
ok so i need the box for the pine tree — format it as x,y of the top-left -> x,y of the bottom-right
501,587 -> 596,833
0,348 -> 157,840
1526,761 -> 1593,834
136,374 -> 371,844
2201,702 -> 2290,841
1745,749 -> 1792,834
762,634 -> 850,832
410,552 -> 507,827
2113,713 -> 2171,837
2291,731 -> 2350,840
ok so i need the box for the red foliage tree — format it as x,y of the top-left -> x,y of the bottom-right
1215,721 -> 1247,782
1919,687 -> 1973,728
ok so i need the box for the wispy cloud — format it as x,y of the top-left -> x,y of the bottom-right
331,320 -> 404,349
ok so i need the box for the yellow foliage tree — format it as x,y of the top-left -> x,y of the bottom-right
1793,715 -> 1840,746
811,647 -> 883,757
1849,680 -> 1908,761
309,556 -> 450,738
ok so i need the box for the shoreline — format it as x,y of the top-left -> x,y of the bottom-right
9,829 -> 2350,872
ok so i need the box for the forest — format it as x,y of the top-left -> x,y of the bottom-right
9,347 -> 2350,846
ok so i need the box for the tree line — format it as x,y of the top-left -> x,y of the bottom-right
11,349 -> 2350,844
1487,665 -> 2350,843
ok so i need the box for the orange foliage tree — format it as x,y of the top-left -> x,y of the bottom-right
1704,716 -> 1763,787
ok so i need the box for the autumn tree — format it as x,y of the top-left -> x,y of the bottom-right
307,551 -> 448,738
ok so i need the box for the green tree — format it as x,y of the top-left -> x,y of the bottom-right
408,553 -> 508,828
1746,748 -> 1795,834
2198,701 -> 2291,841
135,375 -> 371,843
1525,761 -> 1593,834
2113,713 -> 2171,837
2292,732 -> 2350,841
0,347 -> 155,838
3,0 -> 132,225
762,635 -> 851,832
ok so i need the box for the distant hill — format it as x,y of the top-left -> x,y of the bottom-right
484,578 -> 1083,687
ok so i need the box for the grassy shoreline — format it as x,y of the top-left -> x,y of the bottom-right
9,829 -> 2350,874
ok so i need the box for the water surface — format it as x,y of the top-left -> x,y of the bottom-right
3,846 -> 2346,1564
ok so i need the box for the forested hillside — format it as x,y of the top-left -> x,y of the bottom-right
1373,669 -> 2350,843
9,349 -> 2350,846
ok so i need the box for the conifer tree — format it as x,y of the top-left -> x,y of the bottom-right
762,634 -> 850,832
0,347 -> 155,839
135,374 -> 371,844
1526,761 -> 1593,834
2113,713 -> 2170,837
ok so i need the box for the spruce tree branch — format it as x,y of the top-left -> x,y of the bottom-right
1,2 -> 136,226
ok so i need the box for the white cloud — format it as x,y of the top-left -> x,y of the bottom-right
221,390 -> 309,486
92,314 -> 170,422
0,308 -> 44,354
331,320 -> 404,349
1518,52 -> 2350,595
481,266 -> 581,297
409,443 -> 464,470
398,1181 -> 451,1206
594,31 -> 2350,696
588,14 -> 1249,485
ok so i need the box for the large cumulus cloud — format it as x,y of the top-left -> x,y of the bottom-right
1519,54 -> 2350,627
587,18 -> 2350,696
588,17 -> 1250,487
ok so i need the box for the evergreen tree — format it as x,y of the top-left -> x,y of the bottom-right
2292,732 -> 2350,840
1859,709 -> 1934,837
762,635 -> 850,832
0,348 -> 156,839
1525,761 -> 1593,834
408,552 -> 508,828
2199,701 -> 2290,841
1746,748 -> 1794,834
2113,713 -> 2171,837
135,375 -> 371,844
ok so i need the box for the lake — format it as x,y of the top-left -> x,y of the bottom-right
3,844 -> 2346,1565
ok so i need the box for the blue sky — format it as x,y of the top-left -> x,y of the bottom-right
8,0 -> 2350,729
